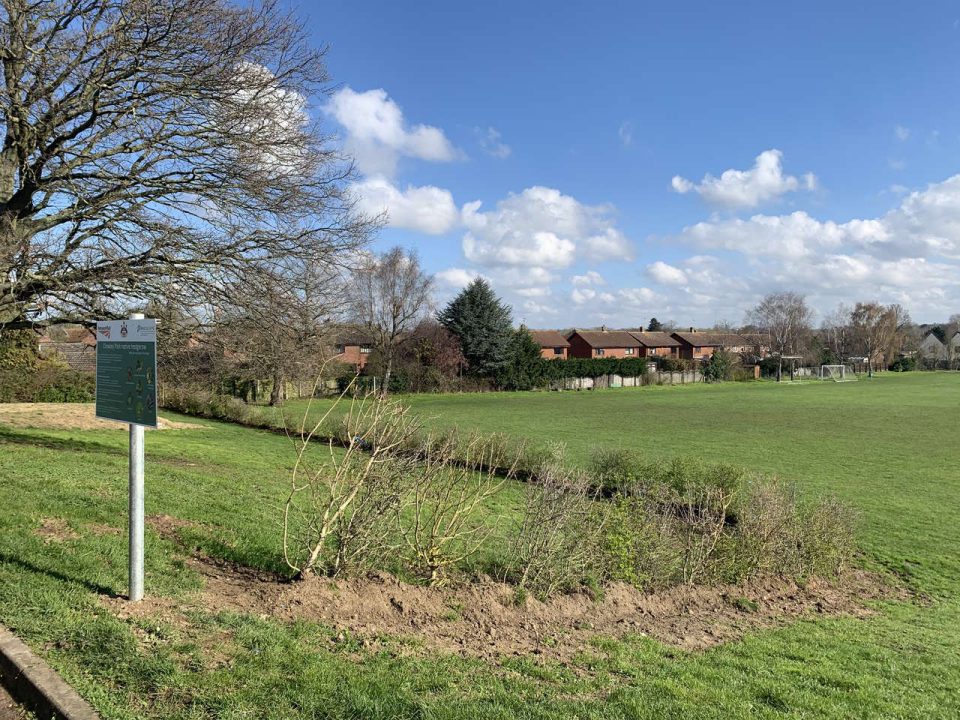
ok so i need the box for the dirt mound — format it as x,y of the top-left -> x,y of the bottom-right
106,550 -> 903,661
0,403 -> 204,431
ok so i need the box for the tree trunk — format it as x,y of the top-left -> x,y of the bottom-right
382,355 -> 393,398
269,372 -> 284,406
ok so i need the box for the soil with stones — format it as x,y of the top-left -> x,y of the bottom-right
0,403 -> 204,431
103,516 -> 907,662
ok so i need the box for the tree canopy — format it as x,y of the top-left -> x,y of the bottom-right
0,0 -> 373,329
437,278 -> 513,377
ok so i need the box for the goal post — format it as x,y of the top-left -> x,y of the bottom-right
820,364 -> 856,382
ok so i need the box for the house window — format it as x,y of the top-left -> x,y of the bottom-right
595,348 -> 605,356
624,348 -> 635,356
360,346 -> 372,354
553,347 -> 564,355
334,344 -> 345,354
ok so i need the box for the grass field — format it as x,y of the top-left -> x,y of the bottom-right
2,373 -> 959,718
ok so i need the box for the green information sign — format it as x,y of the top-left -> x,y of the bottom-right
95,319 -> 158,428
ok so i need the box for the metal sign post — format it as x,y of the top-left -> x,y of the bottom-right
95,313 -> 157,602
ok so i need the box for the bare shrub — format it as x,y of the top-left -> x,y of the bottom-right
798,496 -> 858,577
398,431 -> 519,586
283,392 -> 420,578
672,483 -> 736,584
728,477 -> 804,581
507,456 -> 605,598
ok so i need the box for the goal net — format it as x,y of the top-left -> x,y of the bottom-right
820,364 -> 856,382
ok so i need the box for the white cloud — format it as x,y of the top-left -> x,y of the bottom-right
572,270 -> 605,287
671,149 -> 816,209
476,126 -> 511,159
647,261 -> 688,286
658,174 -> 960,321
435,267 -> 480,289
618,121 -> 633,147
328,87 -> 458,177
460,187 -> 633,274
895,124 -> 910,141
352,177 -> 459,235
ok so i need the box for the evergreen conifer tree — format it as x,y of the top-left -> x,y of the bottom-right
437,279 -> 513,377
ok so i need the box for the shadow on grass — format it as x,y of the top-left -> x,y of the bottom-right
0,552 -> 120,598
0,426 -> 123,455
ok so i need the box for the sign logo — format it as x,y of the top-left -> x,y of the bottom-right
98,326 -> 111,339
120,321 -> 128,337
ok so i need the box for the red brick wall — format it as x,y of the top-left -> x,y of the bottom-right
539,347 -> 568,360
567,333 -> 593,359
335,344 -> 370,370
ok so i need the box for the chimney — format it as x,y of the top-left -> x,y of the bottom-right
689,326 -> 695,333
601,325 -> 606,332
638,325 -> 644,333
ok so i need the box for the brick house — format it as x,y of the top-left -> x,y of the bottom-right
528,330 -> 570,360
670,329 -> 759,361
567,328 -> 642,359
331,331 -> 374,371
628,330 -> 681,358
37,325 -> 97,373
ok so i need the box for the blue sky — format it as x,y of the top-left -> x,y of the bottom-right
297,0 -> 960,326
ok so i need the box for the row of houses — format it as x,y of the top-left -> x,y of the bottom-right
919,331 -> 960,361
330,326 -> 769,372
527,327 -> 767,362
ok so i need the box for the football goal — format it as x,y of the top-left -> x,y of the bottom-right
820,364 -> 856,382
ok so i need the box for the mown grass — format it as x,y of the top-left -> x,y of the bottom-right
1,373 -> 959,718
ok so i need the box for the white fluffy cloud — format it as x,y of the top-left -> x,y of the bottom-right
671,149 -> 816,209
572,270 -> 605,287
460,187 -> 633,274
435,267 -> 480,289
675,175 -> 960,262
328,87 -> 458,177
656,174 -> 960,322
352,177 -> 459,235
647,261 -> 688,286
895,125 -> 910,141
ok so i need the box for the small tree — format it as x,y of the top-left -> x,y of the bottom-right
437,278 -> 513,378
702,349 -> 733,383
349,247 -> 434,394
497,328 -> 546,390
647,317 -> 664,332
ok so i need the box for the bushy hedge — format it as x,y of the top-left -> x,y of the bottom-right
580,448 -> 857,592
0,367 -> 96,403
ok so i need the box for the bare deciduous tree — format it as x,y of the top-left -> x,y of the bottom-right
821,303 -> 853,365
1,0 -> 373,330
850,302 -> 897,377
349,247 -> 433,393
747,292 -> 813,381
217,259 -> 345,404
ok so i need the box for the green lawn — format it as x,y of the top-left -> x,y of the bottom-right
2,373 -> 960,718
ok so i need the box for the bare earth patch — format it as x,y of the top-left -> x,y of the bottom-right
104,546 -> 904,662
0,403 -> 205,431
35,517 -> 80,543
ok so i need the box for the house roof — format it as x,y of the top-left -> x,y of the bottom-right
38,342 -> 96,372
37,325 -> 96,346
628,331 -> 681,348
570,329 -> 640,348
671,331 -> 754,348
528,330 -> 570,348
